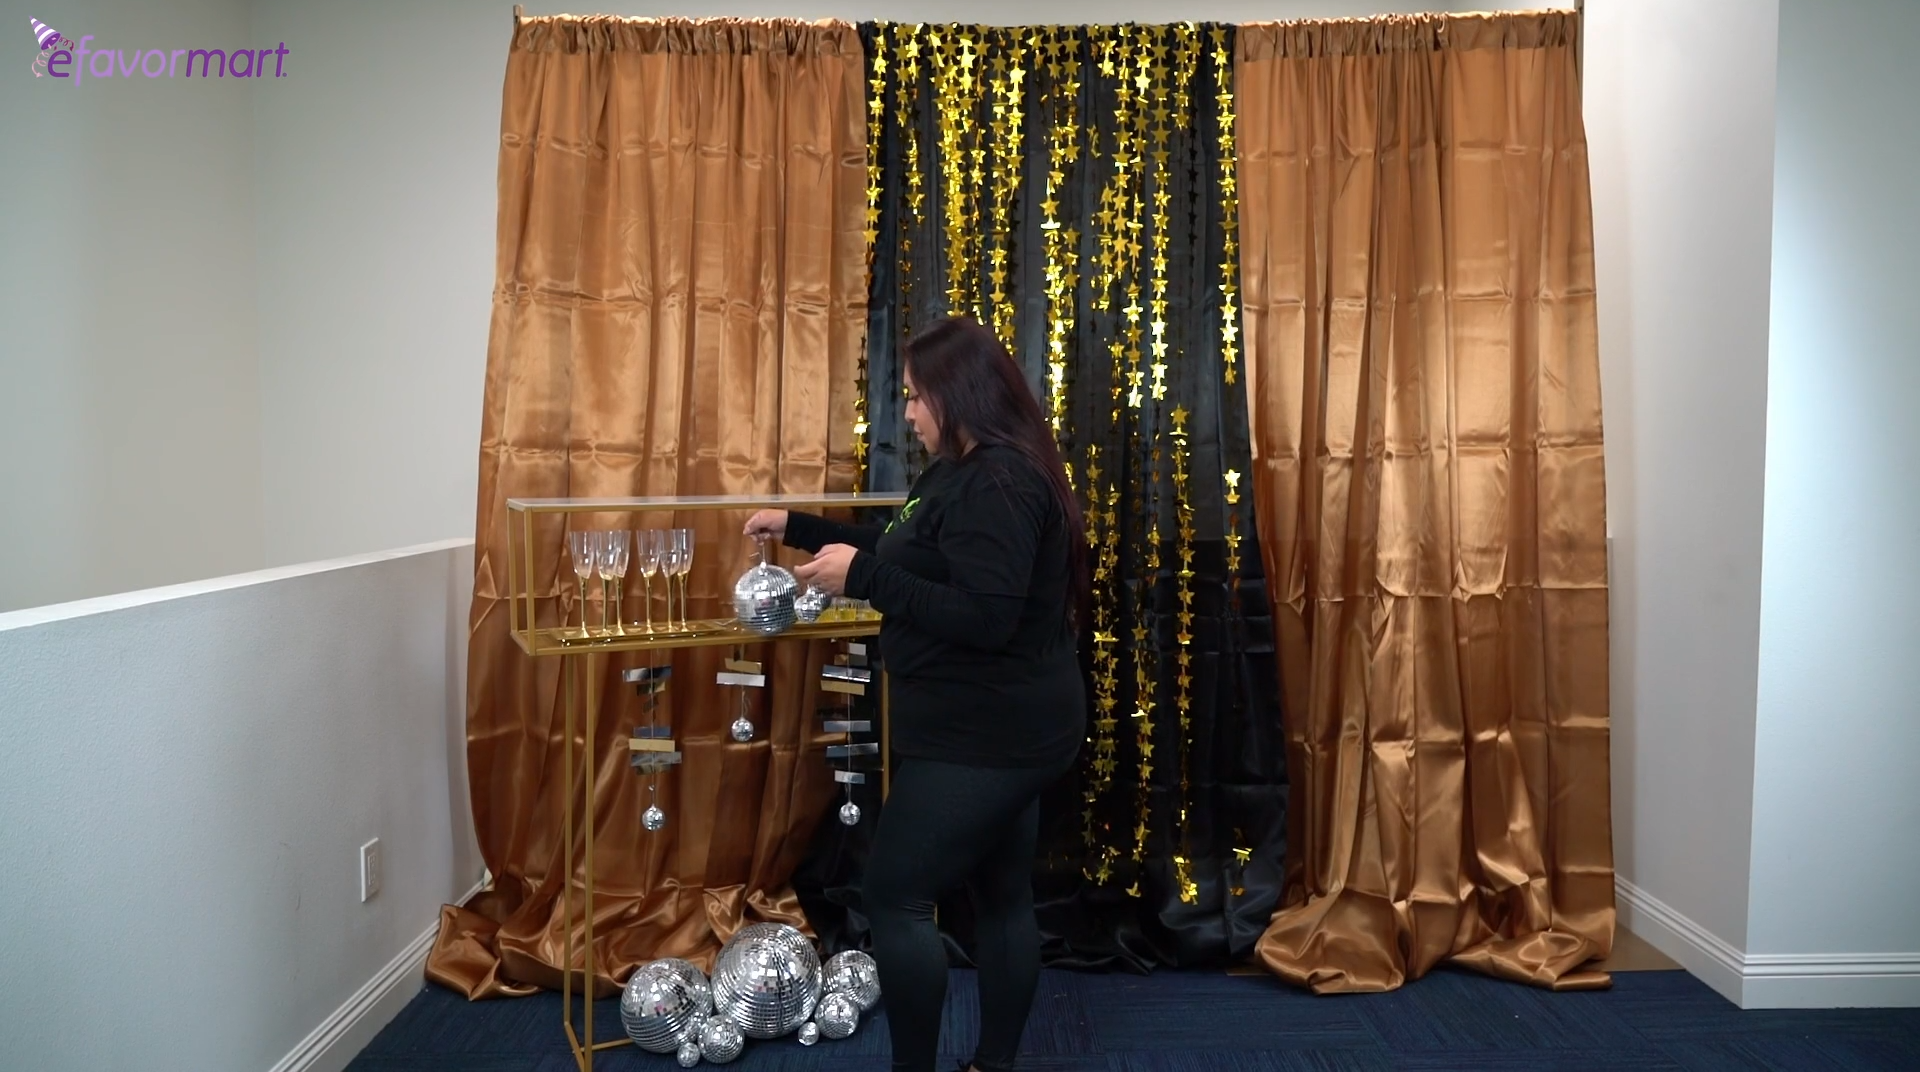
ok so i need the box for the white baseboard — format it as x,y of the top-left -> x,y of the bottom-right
1743,952 -> 1920,1009
1616,876 -> 1746,1003
270,876 -> 489,1072
1616,877 -> 1920,1009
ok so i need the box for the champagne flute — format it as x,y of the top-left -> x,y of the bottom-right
671,528 -> 694,631
632,528 -> 659,633
654,529 -> 676,633
600,530 -> 630,637
566,530 -> 596,639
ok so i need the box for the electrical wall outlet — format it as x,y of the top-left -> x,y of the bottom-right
360,838 -> 383,903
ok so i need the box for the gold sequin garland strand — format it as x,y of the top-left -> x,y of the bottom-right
932,28 -> 963,315
1213,31 -> 1244,595
986,30 -> 1027,345
1125,26 -> 1159,889
1211,25 -> 1252,892
856,25 -> 891,492
895,24 -> 923,346
1171,402 -> 1197,904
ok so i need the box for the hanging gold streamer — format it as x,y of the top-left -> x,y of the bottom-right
1210,28 -> 1244,591
894,23 -> 924,378
1171,403 -> 1197,904
885,22 -> 1229,898
856,26 -> 890,492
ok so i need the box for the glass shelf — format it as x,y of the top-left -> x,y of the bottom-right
510,615 -> 882,656
506,492 -> 907,513
504,492 -> 904,658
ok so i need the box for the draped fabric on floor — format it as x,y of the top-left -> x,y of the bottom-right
1235,11 -> 1616,993
792,23 -> 1290,974
428,15 -> 869,1000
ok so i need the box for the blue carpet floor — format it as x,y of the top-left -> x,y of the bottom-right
349,968 -> 1920,1071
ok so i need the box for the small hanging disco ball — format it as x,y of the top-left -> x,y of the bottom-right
838,801 -> 861,827
730,716 -> 756,743
642,804 -> 667,831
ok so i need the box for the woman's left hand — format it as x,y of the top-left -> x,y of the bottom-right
794,543 -> 858,597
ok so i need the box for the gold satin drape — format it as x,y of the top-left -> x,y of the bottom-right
1235,12 -> 1614,993
427,15 -> 868,999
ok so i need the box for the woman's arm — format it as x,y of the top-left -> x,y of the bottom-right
842,468 -> 1044,650
784,511 -> 886,554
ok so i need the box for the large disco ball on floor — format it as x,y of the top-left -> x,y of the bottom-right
620,957 -> 713,1053
710,922 -> 822,1039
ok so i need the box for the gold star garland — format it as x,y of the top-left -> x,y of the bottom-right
1042,26 -> 1081,441
1171,403 -> 1197,904
1211,29 -> 1245,593
987,30 -> 1026,345
893,23 -> 924,411
856,27 -> 890,492
873,23 -> 1238,902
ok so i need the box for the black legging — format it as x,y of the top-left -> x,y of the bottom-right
863,755 -> 1070,1072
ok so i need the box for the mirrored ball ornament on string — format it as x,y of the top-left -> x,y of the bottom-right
619,958 -> 713,1054
837,801 -> 861,827
730,716 -> 756,743
710,922 -> 822,1039
642,804 -> 667,831
732,537 -> 798,636
821,949 -> 881,1011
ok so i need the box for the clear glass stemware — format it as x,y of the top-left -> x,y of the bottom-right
633,528 -> 660,634
670,528 -> 694,631
566,530 -> 597,638
599,530 -> 630,637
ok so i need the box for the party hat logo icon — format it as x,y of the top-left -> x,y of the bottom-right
29,16 -> 65,77
31,17 -> 63,50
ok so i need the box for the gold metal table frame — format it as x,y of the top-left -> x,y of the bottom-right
505,492 -> 903,1072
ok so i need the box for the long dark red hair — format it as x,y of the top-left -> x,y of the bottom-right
903,317 -> 1088,620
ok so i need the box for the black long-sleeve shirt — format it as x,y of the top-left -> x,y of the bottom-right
784,445 -> 1084,768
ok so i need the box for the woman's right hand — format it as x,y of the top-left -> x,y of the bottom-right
743,509 -> 789,543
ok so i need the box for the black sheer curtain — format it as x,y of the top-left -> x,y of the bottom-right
795,22 -> 1285,972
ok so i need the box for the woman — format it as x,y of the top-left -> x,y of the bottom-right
744,316 -> 1085,1072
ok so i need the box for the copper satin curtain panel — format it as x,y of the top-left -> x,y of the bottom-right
1235,12 -> 1614,993
427,16 -> 868,999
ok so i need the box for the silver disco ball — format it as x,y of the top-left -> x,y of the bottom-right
642,804 -> 667,831
619,958 -> 713,1054
837,801 -> 861,827
711,922 -> 822,1039
729,716 -> 756,743
821,949 -> 880,1011
816,991 -> 860,1039
793,585 -> 829,624
676,1041 -> 701,1067
698,1014 -> 744,1064
732,555 -> 798,636
797,1021 -> 820,1045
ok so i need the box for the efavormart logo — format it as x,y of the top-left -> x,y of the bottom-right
29,16 -> 290,81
